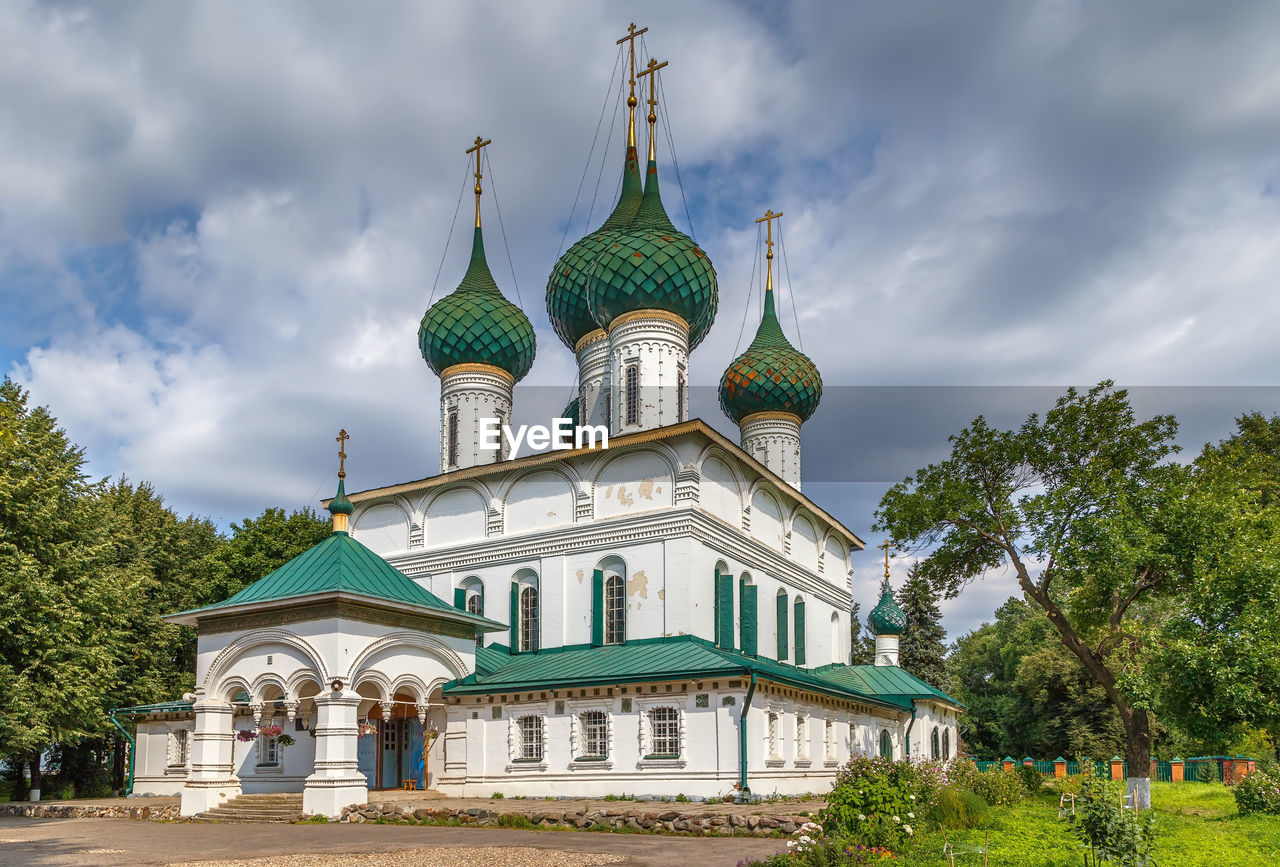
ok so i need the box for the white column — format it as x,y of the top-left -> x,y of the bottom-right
439,363 -> 514,472
875,634 -> 900,667
180,698 -> 240,816
303,690 -> 367,818
607,310 -> 689,435
575,329 -> 611,428
739,412 -> 803,490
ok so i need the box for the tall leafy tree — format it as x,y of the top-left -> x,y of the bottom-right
896,564 -> 947,687
198,506 -> 331,606
849,601 -> 876,665
875,383 -> 1188,808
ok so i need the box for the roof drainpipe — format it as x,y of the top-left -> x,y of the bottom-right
737,672 -> 757,802
108,710 -> 135,797
904,702 -> 917,762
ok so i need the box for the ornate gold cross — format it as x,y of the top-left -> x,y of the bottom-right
616,23 -> 648,97
637,57 -> 668,161
336,429 -> 349,480
465,135 -> 492,228
755,209 -> 784,263
877,538 -> 893,580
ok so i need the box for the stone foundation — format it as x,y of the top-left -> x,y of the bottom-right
0,803 -> 183,821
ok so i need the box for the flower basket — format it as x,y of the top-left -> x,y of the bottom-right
236,729 -> 258,742
258,724 -> 283,738
276,734 -> 296,748
358,722 -> 378,737
426,726 -> 440,743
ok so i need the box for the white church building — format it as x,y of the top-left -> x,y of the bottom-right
120,34 -> 962,819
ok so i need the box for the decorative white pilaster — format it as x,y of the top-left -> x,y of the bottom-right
739,411 -> 803,490
303,690 -> 367,818
875,634 -> 900,667
439,363 -> 515,472
606,310 -> 690,435
575,329 -> 611,427
180,698 -> 240,816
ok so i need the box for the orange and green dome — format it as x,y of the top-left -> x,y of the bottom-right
718,286 -> 822,424
586,160 -> 718,349
546,146 -> 644,350
419,226 -> 536,381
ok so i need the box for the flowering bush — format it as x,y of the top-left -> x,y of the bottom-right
749,823 -> 895,865
818,756 -> 926,847
258,724 -> 283,737
1233,769 -> 1280,815
275,734 -> 296,748
235,729 -> 258,742
967,767 -> 1026,807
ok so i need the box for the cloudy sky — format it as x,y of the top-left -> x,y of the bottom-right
4,1 -> 1280,639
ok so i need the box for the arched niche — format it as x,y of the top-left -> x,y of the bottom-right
699,456 -> 741,526
791,513 -> 819,569
425,487 -> 486,546
750,488 -> 784,551
824,535 -> 848,575
505,470 -> 574,534
594,451 -> 674,520
354,502 -> 409,555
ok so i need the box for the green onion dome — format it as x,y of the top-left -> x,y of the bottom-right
586,160 -> 718,349
868,578 -> 907,636
419,226 -> 536,381
546,146 -> 643,350
718,287 -> 822,424
561,395 -> 580,428
328,478 -> 354,516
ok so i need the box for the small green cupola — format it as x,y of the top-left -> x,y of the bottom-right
719,212 -> 822,424
869,577 -> 907,636
419,139 -> 536,381
586,60 -> 717,349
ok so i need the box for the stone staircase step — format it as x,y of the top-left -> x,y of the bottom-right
196,793 -> 308,823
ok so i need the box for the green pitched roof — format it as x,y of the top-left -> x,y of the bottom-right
586,160 -> 718,349
419,227 -> 536,381
814,663 -> 964,709
114,699 -> 195,716
168,531 -> 503,631
868,578 -> 908,635
546,144 -> 644,350
719,286 -> 823,424
443,635 -> 958,711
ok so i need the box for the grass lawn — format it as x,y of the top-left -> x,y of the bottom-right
889,782 -> 1280,866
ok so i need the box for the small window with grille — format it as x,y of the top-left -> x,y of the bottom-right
167,729 -> 189,768
518,715 -> 543,760
580,710 -> 608,760
520,585 -> 540,652
624,364 -> 639,425
447,410 -> 459,468
768,712 -> 780,758
604,574 -> 625,645
648,706 -> 680,757
677,365 -> 687,419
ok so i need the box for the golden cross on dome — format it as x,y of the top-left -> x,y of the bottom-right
755,209 -> 784,281
465,135 -> 492,228
336,429 -> 349,480
877,538 -> 893,581
616,23 -> 648,148
637,57 -> 668,160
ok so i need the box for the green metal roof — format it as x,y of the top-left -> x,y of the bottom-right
719,286 -> 822,424
586,160 -> 718,349
114,699 -> 195,716
443,635 -> 952,711
168,531 -> 504,631
868,578 -> 907,636
419,226 -> 537,381
547,144 -> 644,349
814,663 -> 964,709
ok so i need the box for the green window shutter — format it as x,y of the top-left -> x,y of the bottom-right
591,569 -> 605,646
509,582 -> 519,652
776,592 -> 789,661
453,588 -> 466,611
794,599 -> 807,666
715,571 -> 735,651
740,580 -> 758,657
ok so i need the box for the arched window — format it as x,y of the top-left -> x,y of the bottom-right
879,729 -> 893,759
793,597 -> 807,665
942,728 -> 951,760
517,715 -> 543,761
446,410 -> 459,468
520,585 -> 539,652
767,712 -> 780,758
604,574 -> 625,644
648,707 -> 680,758
624,364 -> 639,425
463,578 -> 484,647
579,710 -> 608,759
931,726 -> 940,760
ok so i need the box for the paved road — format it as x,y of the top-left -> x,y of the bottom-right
0,817 -> 786,866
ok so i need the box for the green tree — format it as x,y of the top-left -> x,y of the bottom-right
0,378 -> 120,797
896,564 -> 947,688
849,601 -> 876,665
198,507 -> 331,606
875,383 -> 1188,808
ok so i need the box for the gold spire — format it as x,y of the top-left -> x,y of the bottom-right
877,538 -> 893,581
336,428 -> 349,479
755,209 -> 784,295
637,56 -> 668,162
616,22 -> 647,149
465,135 -> 492,228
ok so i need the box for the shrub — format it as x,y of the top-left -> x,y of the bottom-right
1067,776 -> 1155,866
817,756 -> 924,847
968,768 -> 1025,807
927,785 -> 989,830
1233,769 -> 1280,816
1017,764 -> 1044,794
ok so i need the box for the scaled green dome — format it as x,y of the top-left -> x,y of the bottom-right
546,146 -> 643,350
419,227 -> 536,381
561,395 -> 580,428
586,160 -> 718,349
868,578 -> 907,636
719,288 -> 822,424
